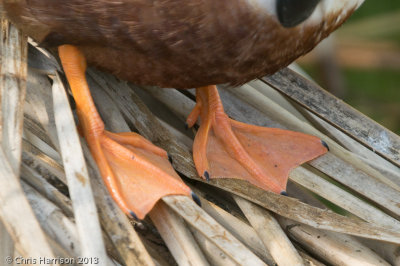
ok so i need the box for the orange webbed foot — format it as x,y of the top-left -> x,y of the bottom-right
188,85 -> 328,194
59,45 -> 194,219
96,131 -> 192,219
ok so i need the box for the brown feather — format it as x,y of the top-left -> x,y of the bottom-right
2,0 -> 355,88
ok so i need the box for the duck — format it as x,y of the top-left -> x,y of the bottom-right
2,0 -> 364,219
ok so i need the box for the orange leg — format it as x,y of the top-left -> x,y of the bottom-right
186,97 -> 202,129
188,85 -> 328,194
58,45 -> 197,219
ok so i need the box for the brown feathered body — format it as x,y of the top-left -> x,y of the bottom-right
2,0 -> 355,88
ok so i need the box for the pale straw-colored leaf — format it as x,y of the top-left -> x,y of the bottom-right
163,195 -> 267,265
279,218 -> 390,266
192,191 -> 275,264
150,202 -> 210,266
52,74 -> 107,261
190,228 -> 237,266
0,18 -> 55,260
235,196 -> 304,266
0,148 -> 55,259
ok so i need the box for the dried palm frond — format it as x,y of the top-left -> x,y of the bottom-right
1,18 -> 400,266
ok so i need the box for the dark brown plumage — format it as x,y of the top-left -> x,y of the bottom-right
2,0 -> 356,88
1,0 -> 364,219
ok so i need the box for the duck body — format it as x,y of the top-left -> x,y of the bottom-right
3,0 -> 360,88
2,0 -> 364,219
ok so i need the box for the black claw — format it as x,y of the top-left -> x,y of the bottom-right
280,191 -> 289,196
321,140 -> 330,151
168,154 -> 173,164
184,123 -> 189,130
203,171 -> 210,182
191,191 -> 202,207
129,210 -> 138,220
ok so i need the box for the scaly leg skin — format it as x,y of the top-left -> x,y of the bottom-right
58,45 -> 196,219
188,85 -> 328,194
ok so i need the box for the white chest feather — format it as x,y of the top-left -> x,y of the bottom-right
245,0 -> 365,27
